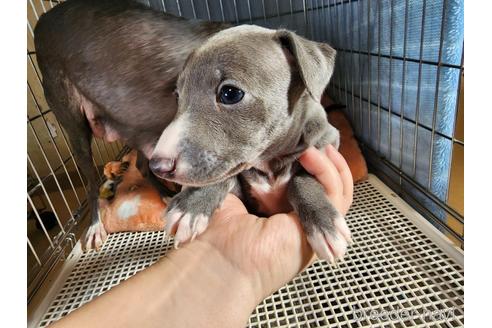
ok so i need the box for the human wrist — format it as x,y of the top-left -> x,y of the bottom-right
157,239 -> 262,327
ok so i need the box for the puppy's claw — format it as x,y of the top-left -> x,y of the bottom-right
307,232 -> 336,264
306,215 -> 351,264
83,219 -> 108,252
174,214 -> 192,245
165,210 -> 183,235
334,215 -> 352,245
165,210 -> 210,248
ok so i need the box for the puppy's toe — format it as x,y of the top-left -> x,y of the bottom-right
165,210 -> 210,248
334,215 -> 352,244
165,209 -> 183,235
307,232 -> 336,264
323,230 -> 348,260
83,220 -> 108,252
193,214 -> 209,236
174,214 -> 192,248
306,214 -> 352,264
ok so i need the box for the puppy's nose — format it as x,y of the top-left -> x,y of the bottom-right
149,157 -> 176,176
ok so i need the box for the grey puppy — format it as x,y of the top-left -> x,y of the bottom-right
34,0 -> 228,250
150,25 -> 352,263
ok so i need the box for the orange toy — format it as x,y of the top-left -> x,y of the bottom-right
327,109 -> 368,184
98,150 -> 167,233
322,93 -> 368,183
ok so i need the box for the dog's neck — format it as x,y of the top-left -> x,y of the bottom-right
255,94 -> 323,177
252,140 -> 303,185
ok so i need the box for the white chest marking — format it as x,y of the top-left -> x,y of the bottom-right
249,170 -> 292,215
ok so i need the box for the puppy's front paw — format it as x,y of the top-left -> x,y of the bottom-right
165,209 -> 209,248
164,187 -> 221,248
305,212 -> 352,265
83,218 -> 108,252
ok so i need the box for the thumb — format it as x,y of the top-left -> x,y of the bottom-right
213,194 -> 249,221
298,146 -> 343,196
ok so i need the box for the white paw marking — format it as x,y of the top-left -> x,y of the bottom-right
174,214 -> 192,249
334,215 -> 353,245
165,210 -> 183,234
84,215 -> 108,251
165,210 -> 209,249
193,214 -> 209,236
308,215 -> 352,265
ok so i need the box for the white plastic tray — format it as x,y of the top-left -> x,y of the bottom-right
32,175 -> 464,327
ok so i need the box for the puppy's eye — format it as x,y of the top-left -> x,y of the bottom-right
218,85 -> 244,105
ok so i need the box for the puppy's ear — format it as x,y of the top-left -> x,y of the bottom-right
275,29 -> 336,102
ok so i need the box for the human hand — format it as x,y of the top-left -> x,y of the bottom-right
197,144 -> 354,303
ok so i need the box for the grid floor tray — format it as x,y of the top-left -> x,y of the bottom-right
34,175 -> 464,327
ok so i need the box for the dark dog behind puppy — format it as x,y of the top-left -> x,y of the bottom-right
34,0 -> 228,250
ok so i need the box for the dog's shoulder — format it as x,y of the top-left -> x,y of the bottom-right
296,95 -> 340,150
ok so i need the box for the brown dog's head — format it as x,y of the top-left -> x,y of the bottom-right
150,25 -> 336,186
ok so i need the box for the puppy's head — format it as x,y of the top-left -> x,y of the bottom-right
150,25 -> 336,186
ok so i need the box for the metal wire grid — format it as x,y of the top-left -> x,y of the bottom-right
37,176 -> 463,327
27,0 -> 126,302
317,0 -> 464,247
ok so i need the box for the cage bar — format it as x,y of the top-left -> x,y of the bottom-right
445,48 -> 464,202
38,0 -> 47,13
27,120 -> 74,225
27,69 -> 82,206
28,237 -> 42,267
399,0 -> 410,174
411,0 -> 427,179
27,194 -> 54,249
377,0 -> 382,153
205,0 -> 212,20
427,0 -> 448,190
27,153 -> 65,234
29,0 -> 39,20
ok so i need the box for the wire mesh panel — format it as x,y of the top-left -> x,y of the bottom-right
317,0 -> 464,247
27,0 -> 126,302
37,177 -> 464,327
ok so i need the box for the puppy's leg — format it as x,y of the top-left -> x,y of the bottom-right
136,151 -> 179,202
165,178 -> 236,248
288,170 -> 352,264
67,125 -> 108,251
49,114 -> 106,251
43,78 -> 107,251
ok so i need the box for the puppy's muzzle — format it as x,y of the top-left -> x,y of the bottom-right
150,156 -> 176,177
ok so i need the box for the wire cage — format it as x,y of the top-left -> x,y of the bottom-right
27,0 -> 464,327
27,0 -> 128,302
